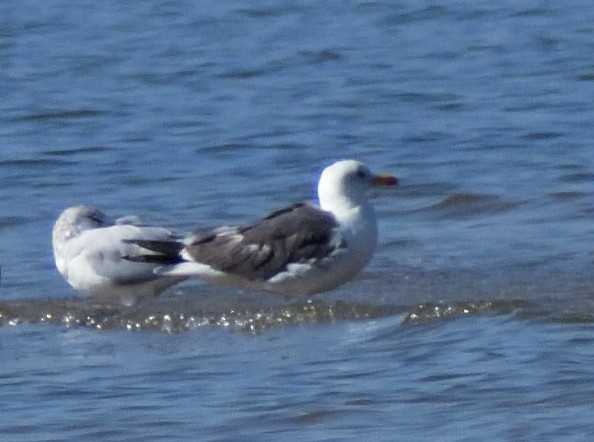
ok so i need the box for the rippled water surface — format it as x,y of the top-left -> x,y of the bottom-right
1,1 -> 594,440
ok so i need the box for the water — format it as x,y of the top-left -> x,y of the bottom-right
1,0 -> 594,440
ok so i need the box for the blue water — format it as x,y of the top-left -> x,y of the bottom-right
1,1 -> 594,440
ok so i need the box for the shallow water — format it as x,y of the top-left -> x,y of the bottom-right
1,0 -> 594,440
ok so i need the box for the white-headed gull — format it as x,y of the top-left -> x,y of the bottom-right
124,160 -> 398,296
52,206 -> 185,305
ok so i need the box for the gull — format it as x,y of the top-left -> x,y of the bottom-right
52,205 -> 185,305
124,159 -> 398,296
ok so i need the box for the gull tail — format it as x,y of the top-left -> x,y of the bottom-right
122,239 -> 184,265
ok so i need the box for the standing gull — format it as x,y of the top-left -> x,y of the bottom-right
52,206 -> 185,305
125,160 -> 398,296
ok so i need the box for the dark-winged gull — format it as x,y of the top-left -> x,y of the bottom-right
52,206 -> 186,305
124,160 -> 398,296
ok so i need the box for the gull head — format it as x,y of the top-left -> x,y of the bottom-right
52,205 -> 110,247
317,160 -> 398,212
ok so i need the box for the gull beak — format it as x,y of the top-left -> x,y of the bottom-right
372,173 -> 398,187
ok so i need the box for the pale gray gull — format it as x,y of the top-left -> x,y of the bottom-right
124,160 -> 398,296
52,205 -> 186,305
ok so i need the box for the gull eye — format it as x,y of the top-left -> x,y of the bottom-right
355,169 -> 367,179
89,211 -> 105,224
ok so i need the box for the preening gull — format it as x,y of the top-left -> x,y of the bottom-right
124,160 -> 398,296
52,206 -> 185,305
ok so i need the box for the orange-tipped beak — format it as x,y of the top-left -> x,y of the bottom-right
372,173 -> 398,186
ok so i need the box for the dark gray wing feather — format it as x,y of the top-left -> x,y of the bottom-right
122,239 -> 184,264
185,203 -> 340,280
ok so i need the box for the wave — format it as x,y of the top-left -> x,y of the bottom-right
0,294 -> 587,333
424,192 -> 520,218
